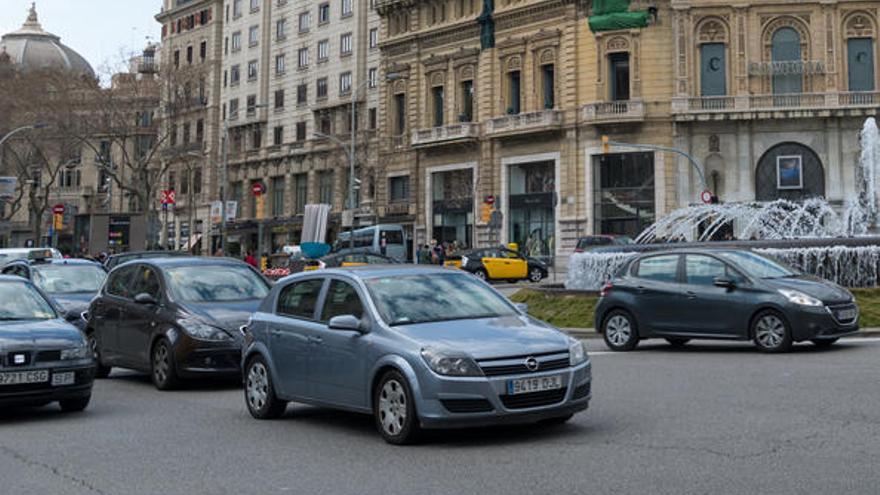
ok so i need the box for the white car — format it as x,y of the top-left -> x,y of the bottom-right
0,248 -> 63,266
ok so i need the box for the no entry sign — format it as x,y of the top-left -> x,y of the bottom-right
252,182 -> 266,196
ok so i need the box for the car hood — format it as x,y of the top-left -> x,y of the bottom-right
0,318 -> 85,351
180,299 -> 262,333
764,276 -> 853,304
390,315 -> 569,360
52,292 -> 96,314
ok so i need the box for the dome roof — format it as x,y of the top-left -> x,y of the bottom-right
0,3 -> 95,78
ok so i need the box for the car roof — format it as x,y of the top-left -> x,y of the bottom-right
129,256 -> 251,269
634,247 -> 751,257
313,265 -> 459,279
33,258 -> 101,266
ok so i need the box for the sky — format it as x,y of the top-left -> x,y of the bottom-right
1,0 -> 163,77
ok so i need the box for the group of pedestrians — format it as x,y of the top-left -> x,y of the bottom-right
417,240 -> 464,265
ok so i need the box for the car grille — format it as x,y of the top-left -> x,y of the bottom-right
440,398 -> 494,413
501,388 -> 567,410
35,351 -> 62,362
571,382 -> 591,400
478,351 -> 569,377
828,304 -> 858,325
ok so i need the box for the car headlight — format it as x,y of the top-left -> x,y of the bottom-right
778,289 -> 823,307
420,348 -> 483,377
569,337 -> 588,366
61,346 -> 91,360
178,318 -> 232,341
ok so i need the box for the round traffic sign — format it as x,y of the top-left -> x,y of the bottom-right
252,182 -> 266,196
701,190 -> 713,204
53,204 -> 65,215
485,195 -> 495,205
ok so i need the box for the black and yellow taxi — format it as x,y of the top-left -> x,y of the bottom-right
457,247 -> 548,283
303,252 -> 399,271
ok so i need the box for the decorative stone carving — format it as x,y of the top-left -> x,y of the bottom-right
762,16 -> 810,51
430,71 -> 446,86
606,36 -> 629,52
539,48 -> 555,65
506,54 -> 522,71
393,79 -> 407,93
844,12 -> 877,38
709,134 -> 720,153
460,64 -> 475,80
696,17 -> 729,44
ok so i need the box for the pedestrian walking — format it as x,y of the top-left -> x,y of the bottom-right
244,250 -> 258,268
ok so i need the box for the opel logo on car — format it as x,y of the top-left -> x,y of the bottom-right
525,357 -> 539,372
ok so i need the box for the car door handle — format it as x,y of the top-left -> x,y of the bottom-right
308,336 -> 323,345
270,329 -> 282,338
684,291 -> 697,299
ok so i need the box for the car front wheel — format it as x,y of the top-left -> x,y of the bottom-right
245,355 -> 287,419
529,267 -> 544,283
602,310 -> 638,351
474,269 -> 488,281
752,310 -> 793,353
374,370 -> 420,445
151,338 -> 180,390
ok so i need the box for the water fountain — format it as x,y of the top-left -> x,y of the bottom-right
567,117 -> 880,290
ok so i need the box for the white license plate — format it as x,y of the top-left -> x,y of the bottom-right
52,372 -> 75,387
507,375 -> 563,395
837,309 -> 857,320
0,370 -> 49,386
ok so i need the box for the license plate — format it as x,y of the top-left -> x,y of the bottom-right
0,370 -> 49,386
507,375 -> 563,395
52,372 -> 75,387
836,309 -> 857,320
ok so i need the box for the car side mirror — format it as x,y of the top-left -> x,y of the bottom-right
328,314 -> 365,333
515,302 -> 529,314
134,293 -> 158,305
713,277 -> 736,290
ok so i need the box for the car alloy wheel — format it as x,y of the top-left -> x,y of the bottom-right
379,380 -> 407,436
752,311 -> 792,353
529,268 -> 544,283
475,269 -> 488,281
603,310 -> 638,351
245,356 -> 286,419
151,339 -> 179,390
374,371 -> 419,445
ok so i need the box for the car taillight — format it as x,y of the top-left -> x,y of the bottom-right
599,281 -> 613,297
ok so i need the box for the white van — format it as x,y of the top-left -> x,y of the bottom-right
334,224 -> 407,262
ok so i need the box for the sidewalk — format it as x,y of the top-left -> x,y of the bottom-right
564,327 -> 880,339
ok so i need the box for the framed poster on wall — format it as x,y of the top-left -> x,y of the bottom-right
776,155 -> 803,190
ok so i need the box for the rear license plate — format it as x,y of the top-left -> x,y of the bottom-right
52,372 -> 75,387
507,375 -> 563,395
836,309 -> 857,321
0,370 -> 49,386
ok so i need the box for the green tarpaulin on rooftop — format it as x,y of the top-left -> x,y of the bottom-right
588,11 -> 650,32
591,0 -> 633,16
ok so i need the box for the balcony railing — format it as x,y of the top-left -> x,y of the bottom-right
581,100 -> 646,124
485,110 -> 562,136
672,91 -> 880,119
411,122 -> 480,146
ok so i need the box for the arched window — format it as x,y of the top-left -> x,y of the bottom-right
848,37 -> 875,91
771,27 -> 802,94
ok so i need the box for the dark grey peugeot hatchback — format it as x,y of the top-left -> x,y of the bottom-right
594,249 -> 859,352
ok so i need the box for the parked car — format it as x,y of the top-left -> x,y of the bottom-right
86,257 -> 271,389
241,266 -> 591,444
0,275 -> 95,411
334,224 -> 408,262
573,235 -> 632,253
306,252 -> 400,271
0,247 -> 62,265
1,257 -> 107,331
594,249 -> 859,352
456,247 -> 548,283
103,250 -> 190,271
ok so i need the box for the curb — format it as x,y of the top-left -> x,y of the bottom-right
563,327 -> 880,340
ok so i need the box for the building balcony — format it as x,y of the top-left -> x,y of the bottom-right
162,142 -> 205,158
378,202 -> 416,218
54,186 -> 96,200
485,110 -> 562,137
411,122 -> 480,147
672,91 -> 880,121
581,100 -> 646,125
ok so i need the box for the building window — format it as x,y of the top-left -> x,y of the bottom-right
318,3 -> 330,23
186,45 -> 193,64
700,43 -> 727,97
609,53 -> 630,101
196,119 -> 204,142
294,173 -> 309,213
275,54 -> 285,74
168,171 -> 177,192
247,95 -> 257,114
193,169 -> 202,195
296,121 -> 307,141
593,152 -> 654,237
317,39 -> 329,61
275,89 -> 285,108
230,64 -> 241,85
174,50 -> 180,68
298,47 -> 309,68
430,169 -> 473,248
341,0 -> 353,16
248,60 -> 258,80
771,27 -> 802,95
252,127 -> 262,149
460,80 -> 473,122
848,38 -> 875,92
271,176 -> 285,217
317,77 -> 328,98
273,126 -> 284,145
340,72 -> 352,95
319,170 -> 333,205
229,98 -> 239,117
369,107 -> 377,129
340,32 -> 352,55
250,0 -> 260,12
249,26 -> 259,46
199,41 -> 207,61
432,85 -> 444,127
541,64 -> 555,109
507,70 -> 521,114
276,18 -> 287,39
319,114 -> 332,133
170,125 -> 178,147
180,170 -> 189,195
232,31 -> 242,51
369,28 -> 378,49
389,175 -> 409,202
233,0 -> 242,17
298,11 -> 310,32
224,36 -> 229,55
394,93 -> 406,135
297,83 -> 308,104
368,67 -> 377,88
183,123 -> 191,144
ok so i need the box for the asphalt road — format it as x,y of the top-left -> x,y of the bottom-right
3,338 -> 880,495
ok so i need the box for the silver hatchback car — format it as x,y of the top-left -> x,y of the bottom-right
241,266 -> 592,444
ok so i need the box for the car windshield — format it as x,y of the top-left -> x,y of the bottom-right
165,264 -> 269,302
717,251 -> 798,279
32,264 -> 107,294
0,282 -> 57,321
365,272 -> 518,326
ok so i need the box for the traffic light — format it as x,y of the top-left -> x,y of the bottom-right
601,135 -> 610,154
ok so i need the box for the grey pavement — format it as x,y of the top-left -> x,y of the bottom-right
2,338 -> 880,494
